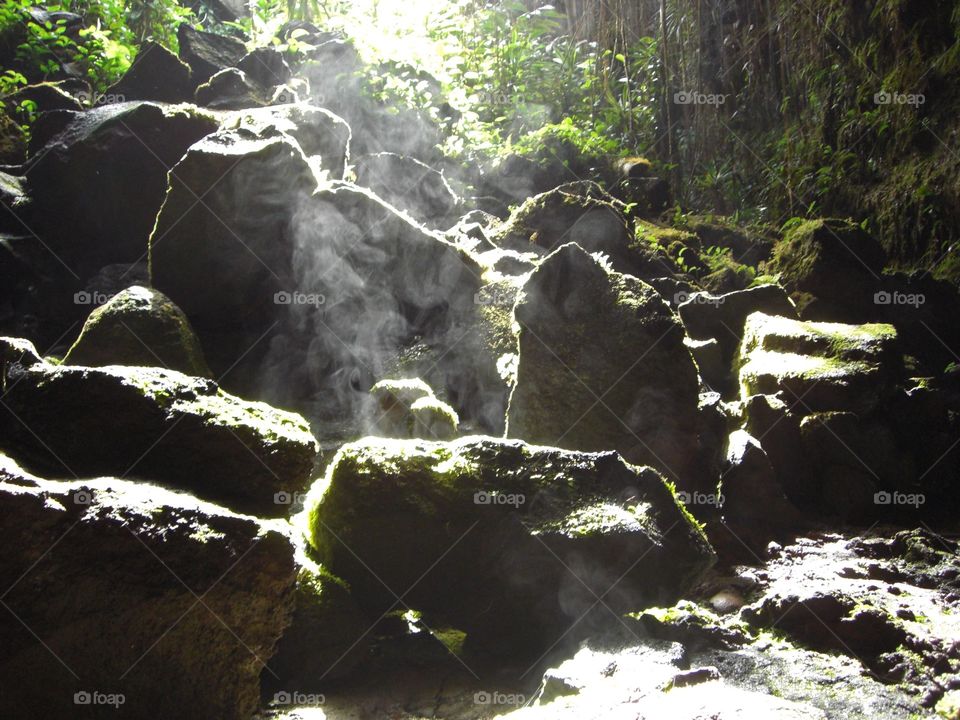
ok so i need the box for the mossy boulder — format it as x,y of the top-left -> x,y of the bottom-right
307,436 -> 715,654
507,242 -> 707,490
768,218 -> 887,322
370,378 -> 459,439
738,312 -> 900,415
62,285 -> 211,376
265,552 -> 370,688
0,453 -> 297,720
0,352 -> 318,516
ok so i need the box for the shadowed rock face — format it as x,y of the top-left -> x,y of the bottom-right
0,344 -> 318,517
507,242 -> 708,491
0,455 -> 297,720
307,436 -> 715,656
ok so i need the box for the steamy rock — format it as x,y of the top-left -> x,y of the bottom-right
61,285 -> 211,377
769,218 -> 887,322
507,242 -> 707,490
679,283 -> 797,389
0,345 -> 318,517
195,67 -> 270,110
105,41 -> 195,103
176,23 -> 247,85
307,436 -> 715,654
149,127 -> 318,384
226,103 -> 351,179
737,312 -> 900,415
494,181 -> 633,268
353,152 -> 461,229
265,552 -> 371,688
370,378 -> 459,440
0,454 -> 296,720
24,102 -> 218,269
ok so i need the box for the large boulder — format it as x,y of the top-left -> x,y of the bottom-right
307,436 -> 715,654
105,41 -> 195,103
236,46 -> 292,89
226,103 -> 351,179
768,218 -> 887,322
24,102 -> 218,270
176,24 -> 247,85
353,152 -> 460,229
507,243 -> 707,490
61,285 -> 211,376
195,67 -> 270,110
737,312 -> 900,415
369,378 -> 459,440
0,343 -> 318,516
0,454 -> 296,720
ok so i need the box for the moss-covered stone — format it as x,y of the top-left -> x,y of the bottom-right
62,285 -> 211,377
369,378 -> 459,439
306,435 -> 714,654
0,356 -> 318,517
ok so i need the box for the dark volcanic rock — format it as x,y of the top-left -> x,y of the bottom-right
0,345 -> 318,516
177,24 -> 247,85
353,152 -> 460,229
507,242 -> 707,490
0,454 -> 297,720
106,41 -> 195,103
24,102 -> 218,270
195,67 -> 270,110
307,436 -> 715,654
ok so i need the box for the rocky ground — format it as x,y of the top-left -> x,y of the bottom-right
1,12 -> 959,720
